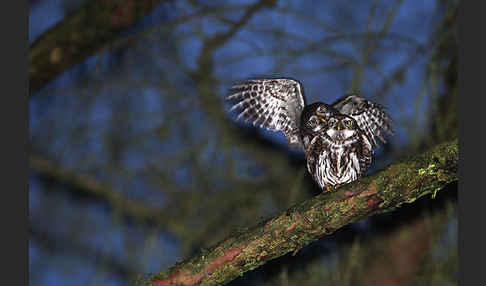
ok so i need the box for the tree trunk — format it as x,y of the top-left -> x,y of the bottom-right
29,0 -> 168,94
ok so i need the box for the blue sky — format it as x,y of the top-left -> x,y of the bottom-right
29,1 -> 453,285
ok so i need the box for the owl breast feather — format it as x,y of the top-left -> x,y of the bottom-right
306,136 -> 362,188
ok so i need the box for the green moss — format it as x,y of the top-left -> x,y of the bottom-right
406,197 -> 417,204
205,264 -> 241,285
418,163 -> 438,176
141,140 -> 458,286
431,187 -> 440,199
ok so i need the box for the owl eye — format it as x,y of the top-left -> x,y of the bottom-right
344,119 -> 353,127
317,106 -> 327,113
308,117 -> 318,127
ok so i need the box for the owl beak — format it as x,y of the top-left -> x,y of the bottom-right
337,121 -> 342,131
318,116 -> 326,124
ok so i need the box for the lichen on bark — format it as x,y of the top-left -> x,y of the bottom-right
137,139 -> 458,286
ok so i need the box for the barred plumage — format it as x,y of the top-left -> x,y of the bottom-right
331,94 -> 393,147
226,77 -> 392,191
227,78 -> 306,146
304,113 -> 373,189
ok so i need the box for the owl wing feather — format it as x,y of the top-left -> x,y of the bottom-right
332,94 -> 393,147
357,132 -> 373,173
227,78 -> 306,147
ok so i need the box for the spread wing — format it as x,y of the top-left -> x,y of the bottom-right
332,94 -> 393,147
226,78 -> 306,147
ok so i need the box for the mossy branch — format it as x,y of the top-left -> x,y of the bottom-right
139,139 -> 458,286
29,0 -> 168,94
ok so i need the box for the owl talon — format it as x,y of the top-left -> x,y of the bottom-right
324,185 -> 333,192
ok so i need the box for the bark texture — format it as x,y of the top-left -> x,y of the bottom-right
29,0 -> 167,94
139,139 -> 458,286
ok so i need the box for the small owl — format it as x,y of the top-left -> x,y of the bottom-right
302,109 -> 373,190
226,78 -> 392,191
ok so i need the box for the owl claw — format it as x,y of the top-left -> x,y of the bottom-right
324,185 -> 333,192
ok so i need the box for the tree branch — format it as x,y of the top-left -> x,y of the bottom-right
138,139 -> 458,286
30,225 -> 138,281
29,155 -> 183,234
29,0 -> 169,94
191,0 -> 300,181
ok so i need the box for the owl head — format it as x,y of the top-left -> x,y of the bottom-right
300,103 -> 333,132
325,114 -> 360,142
299,102 -> 338,146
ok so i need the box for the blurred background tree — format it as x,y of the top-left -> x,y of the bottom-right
29,0 -> 458,285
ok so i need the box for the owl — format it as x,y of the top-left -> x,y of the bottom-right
226,78 -> 392,191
